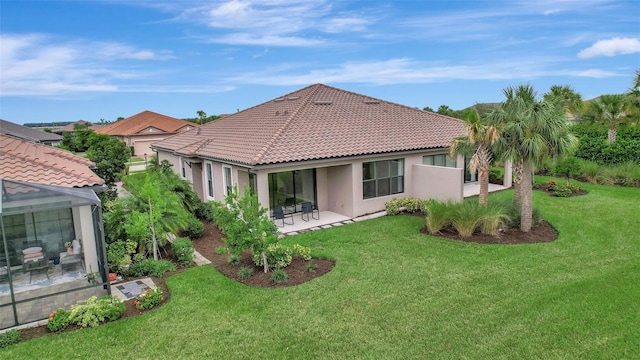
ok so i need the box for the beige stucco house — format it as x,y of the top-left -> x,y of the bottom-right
96,110 -> 197,156
152,84 -> 509,219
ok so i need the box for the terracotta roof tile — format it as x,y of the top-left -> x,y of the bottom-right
152,84 -> 467,166
96,110 -> 196,136
0,134 -> 104,188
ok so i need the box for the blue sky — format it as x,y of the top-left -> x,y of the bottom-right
1,0 -> 639,125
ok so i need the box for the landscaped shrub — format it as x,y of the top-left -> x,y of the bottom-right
237,266 -> 254,280
292,244 -> 312,261
489,167 -> 504,184
271,269 -> 289,284
424,199 -> 454,235
134,288 -> 164,311
125,259 -> 176,277
0,329 -> 21,348
195,201 -> 216,222
500,200 -> 542,229
68,295 -> 125,328
385,198 -> 401,215
253,243 -> 293,270
581,160 -> 601,184
181,218 -> 204,239
106,240 -> 137,273
385,197 -> 429,215
572,124 -> 640,165
215,246 -> 227,255
228,253 -> 240,266
47,308 -> 71,332
554,156 -> 582,184
306,261 -> 318,272
172,237 -> 195,266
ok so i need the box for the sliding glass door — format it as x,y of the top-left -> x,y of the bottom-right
268,169 -> 316,212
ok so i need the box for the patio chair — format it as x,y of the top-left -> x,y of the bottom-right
60,239 -> 84,274
301,202 -> 319,221
273,205 -> 294,227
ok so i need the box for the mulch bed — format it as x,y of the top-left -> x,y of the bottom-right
16,213 -> 556,342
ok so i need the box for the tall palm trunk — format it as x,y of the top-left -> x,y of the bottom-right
512,159 -> 523,208
520,161 -> 534,232
476,146 -> 492,206
608,126 -> 617,143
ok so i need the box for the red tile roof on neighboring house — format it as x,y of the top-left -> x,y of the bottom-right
153,84 -> 467,166
96,110 -> 196,136
0,134 -> 104,188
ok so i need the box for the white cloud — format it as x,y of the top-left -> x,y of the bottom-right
209,33 -> 325,47
577,37 -> 640,58
0,34 -> 176,96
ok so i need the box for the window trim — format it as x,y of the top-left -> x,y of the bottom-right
205,161 -> 214,200
223,165 -> 233,197
362,159 -> 404,199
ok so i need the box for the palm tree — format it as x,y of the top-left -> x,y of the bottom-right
625,69 -> 640,127
543,85 -> 584,121
489,85 -> 577,232
449,109 -> 500,206
589,94 -> 628,143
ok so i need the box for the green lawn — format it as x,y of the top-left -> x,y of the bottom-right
5,180 -> 640,359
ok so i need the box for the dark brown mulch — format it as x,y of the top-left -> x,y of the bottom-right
192,221 -> 334,288
420,221 -> 558,244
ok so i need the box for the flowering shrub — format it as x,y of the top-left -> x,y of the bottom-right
134,288 -> 164,311
47,308 -> 71,332
292,244 -> 312,261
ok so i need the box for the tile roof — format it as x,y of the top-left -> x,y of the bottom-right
96,110 -> 196,136
0,134 -> 104,188
0,119 -> 63,143
152,84 -> 467,166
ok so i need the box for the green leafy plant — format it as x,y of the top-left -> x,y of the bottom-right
306,261 -> 318,272
237,266 -> 254,280
228,253 -> 240,266
451,201 -> 484,238
195,201 -> 216,222
424,199 -> 454,235
271,269 -> 289,284
215,246 -> 228,255
0,329 -> 21,348
554,156 -> 582,184
172,237 -> 195,266
253,243 -> 292,270
181,218 -> 204,239
134,288 -> 164,311
479,204 -> 511,236
292,244 -> 312,261
68,295 -> 125,328
47,308 -> 71,332
125,259 -> 176,277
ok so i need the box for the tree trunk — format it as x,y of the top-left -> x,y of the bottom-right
512,159 -> 523,209
261,252 -> 268,273
520,161 -> 533,233
608,126 -> 616,143
477,146 -> 491,207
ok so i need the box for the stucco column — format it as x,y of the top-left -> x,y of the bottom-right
503,160 -> 513,188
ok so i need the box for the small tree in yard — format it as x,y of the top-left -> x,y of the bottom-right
554,156 -> 582,185
213,186 -> 279,273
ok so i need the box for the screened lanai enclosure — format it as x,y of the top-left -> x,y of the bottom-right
0,179 -> 110,330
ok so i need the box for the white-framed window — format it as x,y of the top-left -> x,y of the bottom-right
223,165 -> 233,196
205,161 -> 214,200
423,154 -> 456,167
362,159 -> 404,199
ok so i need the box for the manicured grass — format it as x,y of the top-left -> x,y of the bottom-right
5,180 -> 640,358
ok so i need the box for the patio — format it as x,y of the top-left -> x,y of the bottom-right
277,182 -> 510,236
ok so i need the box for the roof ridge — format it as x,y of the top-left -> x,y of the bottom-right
250,84 -> 320,164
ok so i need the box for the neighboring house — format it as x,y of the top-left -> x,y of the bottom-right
96,110 -> 197,156
0,119 -> 63,146
0,134 -> 109,330
53,120 -> 105,134
153,84 -> 510,219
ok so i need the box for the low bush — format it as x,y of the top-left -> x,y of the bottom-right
253,243 -> 293,270
489,167 -> 504,184
182,218 -> 204,239
125,259 -> 176,277
215,246 -> 228,255
306,261 -> 318,272
237,266 -> 254,280
67,295 -> 126,328
228,253 -> 240,266
479,204 -> 510,236
172,237 -> 195,266
0,329 -> 21,348
47,308 -> 71,332
451,201 -> 484,238
134,288 -> 164,311
292,244 -> 312,261
195,201 -> 216,222
385,197 -> 429,215
271,269 -> 289,284
424,199 -> 454,235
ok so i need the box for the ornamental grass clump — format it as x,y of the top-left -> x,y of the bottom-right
424,199 -> 454,235
451,201 -> 484,238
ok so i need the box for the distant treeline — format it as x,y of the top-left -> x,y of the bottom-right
24,121 -> 73,128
